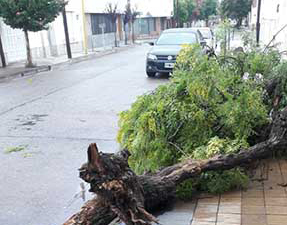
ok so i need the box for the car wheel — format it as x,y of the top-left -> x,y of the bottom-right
146,72 -> 156,77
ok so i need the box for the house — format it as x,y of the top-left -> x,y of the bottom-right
250,0 -> 287,52
0,0 -> 174,65
0,0 -> 84,64
133,0 -> 173,39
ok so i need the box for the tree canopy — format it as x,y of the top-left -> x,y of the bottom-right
174,0 -> 196,26
199,0 -> 217,26
220,0 -> 252,27
174,0 -> 218,26
117,41 -> 286,194
0,0 -> 66,32
0,0 -> 66,67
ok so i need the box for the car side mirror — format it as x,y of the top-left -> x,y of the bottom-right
148,42 -> 155,46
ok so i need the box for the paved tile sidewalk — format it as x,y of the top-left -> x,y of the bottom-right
156,158 -> 287,225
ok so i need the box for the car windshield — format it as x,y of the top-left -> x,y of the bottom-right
156,32 -> 198,45
199,29 -> 212,39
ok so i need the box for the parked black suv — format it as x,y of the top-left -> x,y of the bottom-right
146,28 -> 206,77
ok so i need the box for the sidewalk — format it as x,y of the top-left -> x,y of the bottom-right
155,158 -> 287,225
214,28 -> 244,55
0,44 -> 136,81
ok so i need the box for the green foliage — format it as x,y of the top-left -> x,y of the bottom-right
242,49 -> 281,79
220,0 -> 252,27
176,178 -> 196,200
267,62 -> 287,110
198,168 -> 249,194
0,0 -> 65,32
118,45 -> 268,175
213,19 -> 232,55
174,0 -> 217,26
176,168 -> 249,199
214,19 -> 232,42
199,0 -> 217,24
241,30 -> 256,48
118,43 -> 287,196
193,137 -> 249,159
174,0 -> 195,26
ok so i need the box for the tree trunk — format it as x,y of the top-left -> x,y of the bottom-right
24,29 -> 34,68
124,23 -> 128,45
0,33 -> 6,67
64,107 -> 287,225
131,22 -> 135,43
114,22 -> 118,47
63,198 -> 116,225
236,18 -> 242,28
205,19 -> 209,27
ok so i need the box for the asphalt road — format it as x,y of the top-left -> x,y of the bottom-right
0,45 -> 169,225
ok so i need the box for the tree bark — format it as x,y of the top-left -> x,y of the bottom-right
24,29 -> 34,68
0,33 -> 6,67
124,23 -> 129,45
64,108 -> 287,225
63,198 -> 116,225
236,18 -> 242,28
131,23 -> 135,43
114,22 -> 118,47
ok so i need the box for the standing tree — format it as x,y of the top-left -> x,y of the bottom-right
105,3 -> 118,47
130,6 -> 140,43
174,0 -> 195,27
0,0 -> 66,67
0,33 -> 6,67
199,0 -> 217,27
123,1 -> 131,45
220,0 -> 252,27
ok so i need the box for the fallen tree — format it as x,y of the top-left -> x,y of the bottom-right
64,44 -> 287,224
64,106 -> 287,225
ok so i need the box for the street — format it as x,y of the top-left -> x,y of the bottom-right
0,45 -> 169,225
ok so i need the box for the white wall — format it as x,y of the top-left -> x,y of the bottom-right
0,20 -> 26,62
251,0 -> 287,52
84,0 -> 173,17
0,0 -> 84,63
0,0 -> 173,64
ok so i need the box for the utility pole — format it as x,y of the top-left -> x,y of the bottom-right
177,0 -> 179,28
62,6 -> 72,59
256,0 -> 262,46
81,0 -> 88,55
0,34 -> 6,67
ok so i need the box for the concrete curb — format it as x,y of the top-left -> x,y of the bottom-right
0,65 -> 52,82
52,44 -> 136,69
0,44 -> 137,82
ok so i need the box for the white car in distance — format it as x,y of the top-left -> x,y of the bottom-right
196,27 -> 214,49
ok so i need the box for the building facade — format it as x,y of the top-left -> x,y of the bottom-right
250,0 -> 287,52
0,0 -> 174,65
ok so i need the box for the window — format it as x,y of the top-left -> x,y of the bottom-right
148,18 -> 156,32
156,32 -> 198,45
91,14 -> 116,35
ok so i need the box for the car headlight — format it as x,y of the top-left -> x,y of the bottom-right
147,53 -> 157,60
